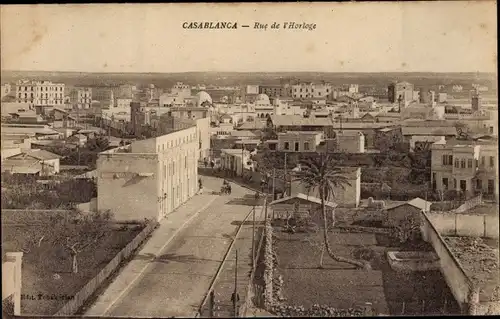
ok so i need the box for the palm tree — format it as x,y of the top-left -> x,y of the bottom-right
293,153 -> 371,270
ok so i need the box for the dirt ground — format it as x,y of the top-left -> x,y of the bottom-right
272,229 -> 461,315
2,224 -> 143,315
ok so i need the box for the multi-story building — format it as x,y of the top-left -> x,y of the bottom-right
115,98 -> 132,109
111,84 -> 136,100
70,88 -> 92,109
291,82 -> 332,100
325,131 -> 365,153
97,126 -> 200,222
15,80 -> 65,106
271,131 -> 324,152
171,82 -> 192,98
431,138 -> 498,198
91,87 -> 114,109
348,84 -> 359,94
259,85 -> 291,98
388,81 -> 414,104
1,83 -> 12,100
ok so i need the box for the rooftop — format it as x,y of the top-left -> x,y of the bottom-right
386,197 -> 432,211
1,125 -> 59,136
229,130 -> 257,138
278,131 -> 323,135
270,193 -> 338,208
444,236 -> 499,302
13,149 -> 62,160
237,121 -> 267,130
401,126 -> 457,136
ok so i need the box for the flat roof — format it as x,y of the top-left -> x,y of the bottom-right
444,236 -> 499,301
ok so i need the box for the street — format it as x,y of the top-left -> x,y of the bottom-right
86,176 -> 260,318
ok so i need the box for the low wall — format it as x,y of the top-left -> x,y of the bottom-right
427,213 -> 499,239
240,223 -> 266,317
387,251 -> 440,272
420,211 -> 474,312
54,221 -> 158,316
263,220 -> 274,309
454,195 -> 482,214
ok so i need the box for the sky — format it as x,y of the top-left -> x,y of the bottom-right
0,2 -> 497,73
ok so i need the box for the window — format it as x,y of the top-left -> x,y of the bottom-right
304,142 -> 310,151
442,154 -> 453,165
294,142 -> 299,151
284,142 -> 289,150
460,159 -> 466,168
467,159 -> 473,168
476,179 -> 482,189
454,159 -> 460,168
490,156 -> 494,167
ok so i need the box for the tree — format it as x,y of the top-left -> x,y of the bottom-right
292,153 -> 371,270
49,210 -> 113,273
391,214 -> 421,245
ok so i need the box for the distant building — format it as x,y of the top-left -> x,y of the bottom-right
388,81 -> 414,104
91,87 -> 114,109
291,82 -> 332,100
1,83 -> 12,100
170,82 -> 192,98
70,88 -> 92,109
471,90 -> 481,111
348,84 -> 359,94
273,131 -> 324,152
254,94 -> 274,118
326,130 -> 365,153
2,149 -> 61,176
116,98 -> 132,109
259,85 -> 290,98
15,80 -> 65,106
438,92 -> 447,103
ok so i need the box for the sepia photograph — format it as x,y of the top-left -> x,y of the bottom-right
1,1 -> 498,318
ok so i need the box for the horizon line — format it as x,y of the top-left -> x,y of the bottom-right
1,69 -> 496,75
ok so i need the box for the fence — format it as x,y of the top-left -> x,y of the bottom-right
54,221 -> 157,316
427,212 -> 499,239
239,216 -> 266,317
196,201 -> 266,318
453,194 -> 483,213
420,211 -> 474,312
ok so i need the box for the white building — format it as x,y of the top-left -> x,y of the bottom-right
254,93 -> 274,118
291,82 -> 332,100
15,80 -> 65,106
431,138 -> 498,198
70,88 -> 92,109
171,82 -> 192,98
97,126 -> 199,222
115,98 -> 133,109
1,83 -> 12,100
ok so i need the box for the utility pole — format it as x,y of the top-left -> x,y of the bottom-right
233,249 -> 239,318
252,206 -> 256,268
284,152 -> 287,196
241,143 -> 245,178
272,168 -> 276,200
